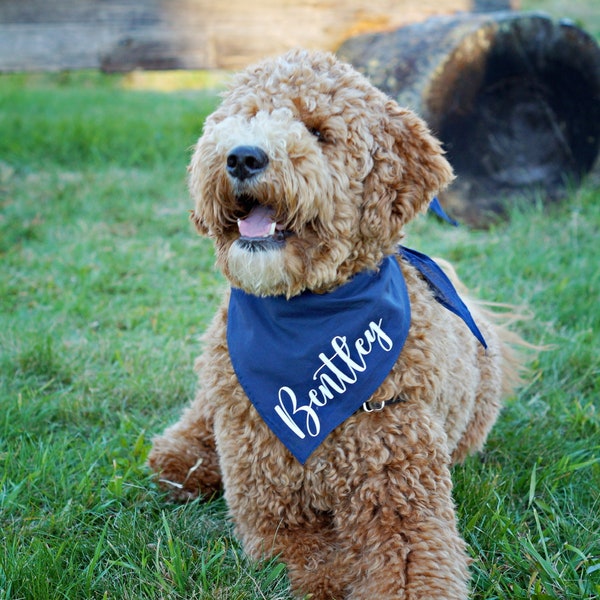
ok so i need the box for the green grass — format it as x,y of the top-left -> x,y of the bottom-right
1,69 -> 599,600
522,0 -> 600,39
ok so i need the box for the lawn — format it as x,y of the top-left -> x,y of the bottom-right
1,56 -> 599,600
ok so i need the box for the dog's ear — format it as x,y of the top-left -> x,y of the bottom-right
188,152 -> 212,237
361,100 -> 454,242
189,209 -> 209,235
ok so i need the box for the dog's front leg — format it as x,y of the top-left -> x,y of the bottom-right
148,390 -> 222,502
333,406 -> 470,600
219,449 -> 351,600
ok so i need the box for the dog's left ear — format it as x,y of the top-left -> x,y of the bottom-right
361,100 -> 454,241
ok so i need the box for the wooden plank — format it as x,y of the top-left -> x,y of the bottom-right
0,0 -> 490,72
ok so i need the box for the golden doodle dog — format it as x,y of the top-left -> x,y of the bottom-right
149,49 -> 524,599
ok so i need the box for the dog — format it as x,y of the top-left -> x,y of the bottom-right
148,49 -> 524,599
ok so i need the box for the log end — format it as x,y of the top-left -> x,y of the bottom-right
339,12 -> 600,225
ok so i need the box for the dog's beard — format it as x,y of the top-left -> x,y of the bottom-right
228,241 -> 289,296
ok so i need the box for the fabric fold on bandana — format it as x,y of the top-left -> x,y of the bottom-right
399,247 -> 487,349
227,247 -> 487,464
429,197 -> 459,226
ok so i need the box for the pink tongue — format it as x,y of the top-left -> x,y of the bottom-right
238,205 -> 277,238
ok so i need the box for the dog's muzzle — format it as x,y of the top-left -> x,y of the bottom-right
227,145 -> 269,181
235,199 -> 292,252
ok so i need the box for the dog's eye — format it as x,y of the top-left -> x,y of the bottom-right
308,127 -> 325,142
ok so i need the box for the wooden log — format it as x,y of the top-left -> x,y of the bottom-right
338,12 -> 600,225
0,0 -> 517,73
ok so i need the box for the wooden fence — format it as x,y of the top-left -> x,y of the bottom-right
0,0 -> 515,72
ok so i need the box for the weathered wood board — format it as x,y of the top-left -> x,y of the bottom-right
0,0 -> 514,72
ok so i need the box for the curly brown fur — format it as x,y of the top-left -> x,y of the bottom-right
148,49 -> 527,599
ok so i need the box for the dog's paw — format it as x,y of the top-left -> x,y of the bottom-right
147,434 -> 222,502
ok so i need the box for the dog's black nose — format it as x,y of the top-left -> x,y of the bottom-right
226,146 -> 269,180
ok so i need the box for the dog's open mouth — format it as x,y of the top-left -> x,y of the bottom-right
236,199 -> 291,252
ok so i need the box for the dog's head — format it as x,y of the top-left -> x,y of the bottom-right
189,49 -> 453,297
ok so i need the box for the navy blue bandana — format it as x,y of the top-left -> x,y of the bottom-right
227,248 -> 486,464
429,197 -> 459,226
399,247 -> 487,349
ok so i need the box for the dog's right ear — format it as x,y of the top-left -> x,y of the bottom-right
361,100 -> 454,243
188,149 -> 212,236
190,209 -> 209,235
